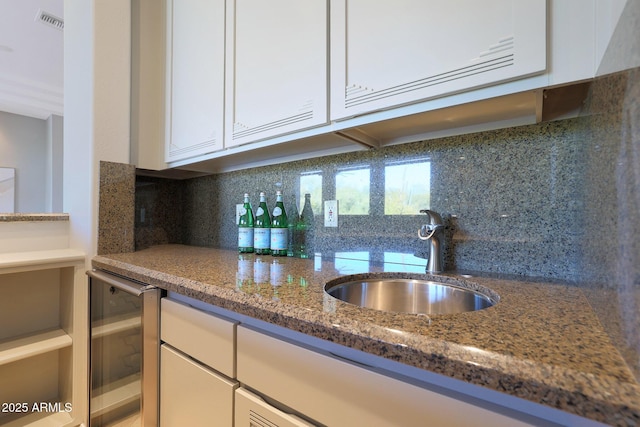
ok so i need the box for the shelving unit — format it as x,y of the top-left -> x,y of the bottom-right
0,248 -> 85,427
0,328 -> 72,365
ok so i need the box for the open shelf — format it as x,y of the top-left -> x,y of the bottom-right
0,409 -> 73,427
0,249 -> 85,274
0,329 -> 72,367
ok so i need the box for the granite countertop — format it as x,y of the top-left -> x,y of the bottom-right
92,244 -> 640,426
0,213 -> 69,222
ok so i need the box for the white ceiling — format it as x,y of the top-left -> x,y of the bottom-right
0,0 -> 63,120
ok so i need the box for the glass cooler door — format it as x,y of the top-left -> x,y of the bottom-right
88,269 -> 160,427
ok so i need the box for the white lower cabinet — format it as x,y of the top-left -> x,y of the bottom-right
160,297 -> 236,378
159,298 -> 238,427
159,295 -> 540,426
160,295 -> 592,426
235,388 -> 315,427
237,326 -> 535,427
160,344 -> 237,427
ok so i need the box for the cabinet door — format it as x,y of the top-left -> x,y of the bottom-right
165,0 -> 225,162
161,298 -> 237,378
237,326 -> 536,427
225,0 -> 328,148
331,0 -> 546,120
160,344 -> 237,427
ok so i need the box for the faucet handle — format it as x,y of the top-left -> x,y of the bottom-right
419,209 -> 443,225
418,209 -> 444,240
418,224 -> 443,240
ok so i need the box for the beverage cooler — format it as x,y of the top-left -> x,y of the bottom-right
88,269 -> 161,427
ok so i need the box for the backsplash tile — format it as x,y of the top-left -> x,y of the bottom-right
97,161 -> 135,255
134,175 -> 185,250
177,118 -> 588,281
580,68 -> 640,381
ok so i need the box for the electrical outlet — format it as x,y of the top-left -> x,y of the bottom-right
324,200 -> 338,227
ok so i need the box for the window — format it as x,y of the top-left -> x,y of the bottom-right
335,252 -> 370,274
336,167 -> 370,215
384,160 -> 430,215
383,252 -> 427,273
299,172 -> 322,214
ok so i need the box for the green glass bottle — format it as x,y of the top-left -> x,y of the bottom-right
287,194 -> 300,257
298,193 -> 314,258
253,192 -> 271,255
237,193 -> 254,253
270,191 -> 288,257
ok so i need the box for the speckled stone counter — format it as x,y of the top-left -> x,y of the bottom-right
0,213 -> 69,222
92,245 -> 640,426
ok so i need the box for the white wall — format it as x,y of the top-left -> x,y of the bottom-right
130,0 -> 166,171
596,0 -> 640,76
0,110 -> 47,212
46,114 -> 64,213
595,0 -> 629,71
63,0 -> 131,260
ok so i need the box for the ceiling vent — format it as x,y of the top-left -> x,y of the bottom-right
35,9 -> 64,31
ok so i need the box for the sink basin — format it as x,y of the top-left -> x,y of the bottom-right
324,274 -> 497,315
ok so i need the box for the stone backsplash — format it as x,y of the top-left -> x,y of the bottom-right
137,117 -> 586,281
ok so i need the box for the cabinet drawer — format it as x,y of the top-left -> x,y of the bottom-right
235,387 -> 315,427
237,326 -> 534,427
161,344 -> 237,427
161,298 -> 237,377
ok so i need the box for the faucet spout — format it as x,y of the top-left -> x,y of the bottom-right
418,210 -> 444,274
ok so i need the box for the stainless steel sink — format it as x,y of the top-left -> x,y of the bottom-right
324,274 -> 497,315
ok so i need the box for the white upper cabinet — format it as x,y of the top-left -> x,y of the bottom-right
165,0 -> 225,163
330,0 -> 547,121
224,0 -> 328,148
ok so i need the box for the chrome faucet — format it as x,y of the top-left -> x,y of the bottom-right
418,209 -> 444,274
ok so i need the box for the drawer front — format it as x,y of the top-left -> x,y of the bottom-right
161,298 -> 237,377
237,326 -> 535,427
235,388 -> 316,427
161,344 -> 237,427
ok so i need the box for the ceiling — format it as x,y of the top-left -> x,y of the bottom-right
0,0 -> 63,120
